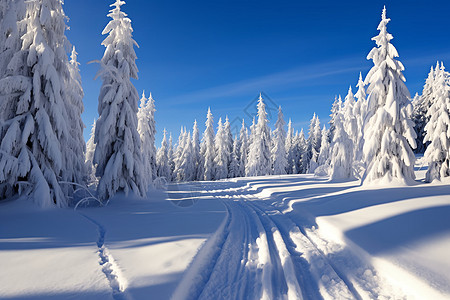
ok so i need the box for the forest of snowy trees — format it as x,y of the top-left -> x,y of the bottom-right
1,1 -> 450,208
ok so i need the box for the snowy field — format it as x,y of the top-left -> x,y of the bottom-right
1,164 -> 450,300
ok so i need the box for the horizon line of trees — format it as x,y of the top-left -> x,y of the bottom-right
134,7 -> 449,188
0,2 -> 449,208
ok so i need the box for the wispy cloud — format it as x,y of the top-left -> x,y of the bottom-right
165,57 -> 365,105
402,50 -> 450,68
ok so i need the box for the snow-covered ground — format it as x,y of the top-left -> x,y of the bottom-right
1,164 -> 450,299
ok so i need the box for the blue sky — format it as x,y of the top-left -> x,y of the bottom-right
63,0 -> 450,144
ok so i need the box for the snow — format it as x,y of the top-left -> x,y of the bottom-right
0,185 -> 226,300
1,158 -> 450,299
0,198 -> 111,299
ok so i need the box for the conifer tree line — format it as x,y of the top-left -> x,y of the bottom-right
0,2 -> 449,208
153,7 -> 450,186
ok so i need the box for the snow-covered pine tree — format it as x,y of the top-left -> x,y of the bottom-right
137,91 -> 155,189
305,115 -> 315,171
246,94 -> 272,176
272,106 -> 287,175
156,129 -> 170,181
0,0 -> 22,82
413,66 -> 436,153
228,139 -> 240,178
423,62 -> 450,182
307,114 -> 321,173
0,0 -> 83,206
64,46 -> 86,187
329,95 -> 342,141
329,109 -> 354,180
223,116 -> 234,177
214,118 -> 229,180
237,119 -> 248,177
85,120 -> 97,184
168,133 -> 175,182
173,127 -> 187,181
176,131 -> 195,182
249,117 -> 256,148
297,129 -> 308,174
411,93 -> 424,153
285,119 -> 295,174
192,120 -> 201,181
343,86 -> 358,154
353,72 -> 367,163
362,6 -> 416,185
200,108 -> 215,181
315,125 -> 331,176
147,93 -> 157,180
93,0 -> 146,200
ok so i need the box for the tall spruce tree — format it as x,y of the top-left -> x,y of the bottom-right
307,114 -> 321,173
246,94 -> 272,176
93,0 -> 146,200
315,125 -> 331,176
272,107 -> 287,175
168,133 -> 175,182
0,0 -> 83,206
329,109 -> 354,180
413,66 -> 436,153
176,131 -> 195,182
64,46 -> 86,187
192,120 -> 202,181
0,0 -> 24,83
297,129 -> 308,174
354,72 -> 367,163
423,63 -> 450,182
223,116 -> 234,177
343,86 -> 358,147
237,120 -> 248,177
137,91 -> 156,189
156,129 -> 170,180
85,120 -> 97,184
173,127 -> 187,181
200,108 -> 215,181
214,118 -> 228,180
228,139 -> 240,178
362,6 -> 416,185
147,93 -> 157,180
285,119 -> 295,174
329,96 -> 342,141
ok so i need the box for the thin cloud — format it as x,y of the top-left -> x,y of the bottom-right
402,51 -> 450,68
165,57 -> 365,105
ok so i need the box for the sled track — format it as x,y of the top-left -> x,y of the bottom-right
81,214 -> 131,300
173,178 -> 369,300
176,185 -> 356,299
172,187 -> 306,300
243,197 -> 361,300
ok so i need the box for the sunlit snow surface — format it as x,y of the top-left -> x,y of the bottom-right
1,160 -> 449,299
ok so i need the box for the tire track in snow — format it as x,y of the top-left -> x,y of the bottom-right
247,197 -> 408,300
174,182 -> 378,300
172,183 -> 271,300
239,199 -> 303,300
241,181 -> 410,299
196,200 -> 255,300
174,181 -> 305,300
244,198 -> 358,300
80,214 -> 131,300
170,194 -> 234,300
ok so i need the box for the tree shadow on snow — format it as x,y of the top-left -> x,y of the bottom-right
345,205 -> 450,255
288,184 -> 450,228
